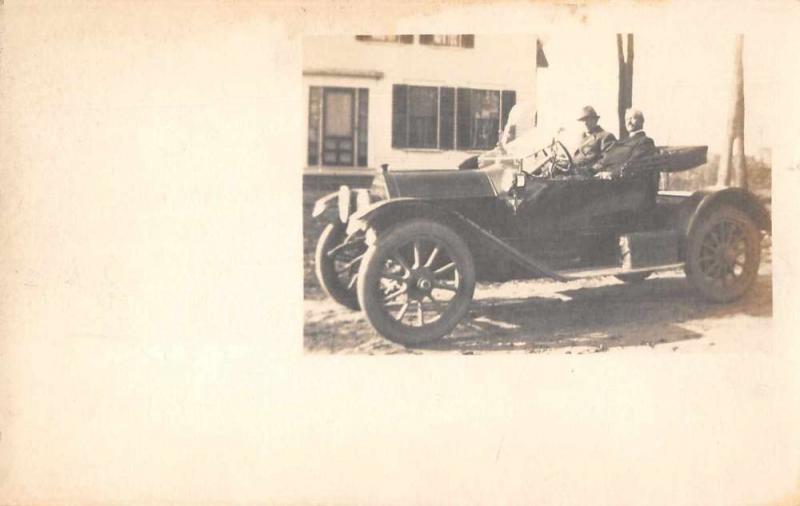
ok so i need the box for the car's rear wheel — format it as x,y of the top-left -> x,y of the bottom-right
684,205 -> 761,302
314,223 -> 363,310
357,220 -> 476,346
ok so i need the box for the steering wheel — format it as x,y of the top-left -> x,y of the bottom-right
547,140 -> 573,175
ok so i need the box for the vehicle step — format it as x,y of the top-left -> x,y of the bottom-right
559,263 -> 684,280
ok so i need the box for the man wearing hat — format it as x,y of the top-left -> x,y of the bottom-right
573,105 -> 616,166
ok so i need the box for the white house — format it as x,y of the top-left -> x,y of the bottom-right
302,34 -> 547,178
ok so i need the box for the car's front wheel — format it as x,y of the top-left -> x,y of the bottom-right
314,223 -> 363,310
357,219 -> 476,346
684,205 -> 761,302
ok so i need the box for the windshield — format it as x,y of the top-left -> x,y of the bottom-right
479,103 -> 582,164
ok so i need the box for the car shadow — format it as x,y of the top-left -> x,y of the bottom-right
417,272 -> 772,353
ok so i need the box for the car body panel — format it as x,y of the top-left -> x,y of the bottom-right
313,145 -> 769,283
506,174 -> 657,237
384,168 -> 501,199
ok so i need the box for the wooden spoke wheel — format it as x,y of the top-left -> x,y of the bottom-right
314,223 -> 365,310
356,220 -> 476,346
685,205 -> 761,303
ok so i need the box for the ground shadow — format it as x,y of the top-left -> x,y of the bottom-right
415,273 -> 772,353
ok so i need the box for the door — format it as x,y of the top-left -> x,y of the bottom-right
513,177 -> 653,235
495,177 -> 653,267
322,88 -> 355,166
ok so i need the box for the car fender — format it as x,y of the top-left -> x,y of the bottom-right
311,191 -> 339,221
346,198 -> 461,240
686,187 -> 771,237
347,198 -> 566,280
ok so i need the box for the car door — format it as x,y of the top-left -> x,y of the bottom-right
513,175 -> 654,238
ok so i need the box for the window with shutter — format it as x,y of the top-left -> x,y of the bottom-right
391,84 -> 513,152
473,90 -> 500,149
355,35 -> 414,44
456,88 -> 504,150
408,86 -> 438,148
392,85 -> 439,149
419,34 -> 474,48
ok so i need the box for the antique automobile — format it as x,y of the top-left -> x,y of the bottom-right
311,138 -> 770,346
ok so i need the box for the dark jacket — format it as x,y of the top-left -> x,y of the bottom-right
593,131 -> 656,174
573,126 -> 616,166
593,131 -> 660,208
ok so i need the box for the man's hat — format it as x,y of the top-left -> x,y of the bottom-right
577,106 -> 599,121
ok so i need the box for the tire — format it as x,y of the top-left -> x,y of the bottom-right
615,271 -> 653,284
684,205 -> 761,303
356,219 -> 476,346
314,223 -> 362,310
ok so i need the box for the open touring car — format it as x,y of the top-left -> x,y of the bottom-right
311,134 -> 770,346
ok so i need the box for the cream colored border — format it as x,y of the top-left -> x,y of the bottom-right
1,1 -> 798,505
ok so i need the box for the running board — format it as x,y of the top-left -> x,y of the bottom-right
558,263 -> 684,280
454,213 -> 569,282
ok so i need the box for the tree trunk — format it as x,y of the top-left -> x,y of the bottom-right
731,34 -> 747,188
626,34 -> 634,112
617,35 -> 626,139
617,34 -> 634,140
718,34 -> 747,188
718,143 -> 731,187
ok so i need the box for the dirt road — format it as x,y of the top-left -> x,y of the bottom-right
304,263 -> 772,354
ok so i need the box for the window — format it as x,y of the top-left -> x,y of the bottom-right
308,86 -> 369,167
408,87 -> 438,148
419,34 -> 474,48
392,84 -> 515,151
457,89 -> 499,150
355,35 -> 414,44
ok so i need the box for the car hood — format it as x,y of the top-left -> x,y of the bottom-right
381,168 -> 504,200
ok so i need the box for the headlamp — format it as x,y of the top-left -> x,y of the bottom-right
337,185 -> 351,223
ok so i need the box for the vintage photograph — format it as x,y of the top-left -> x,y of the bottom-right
4,2 -> 798,505
303,33 -> 773,354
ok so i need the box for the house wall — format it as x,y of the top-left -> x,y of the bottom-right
302,34 -> 539,173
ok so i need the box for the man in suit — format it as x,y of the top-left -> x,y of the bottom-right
590,108 -> 657,178
573,105 -> 617,166
590,108 -> 661,215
